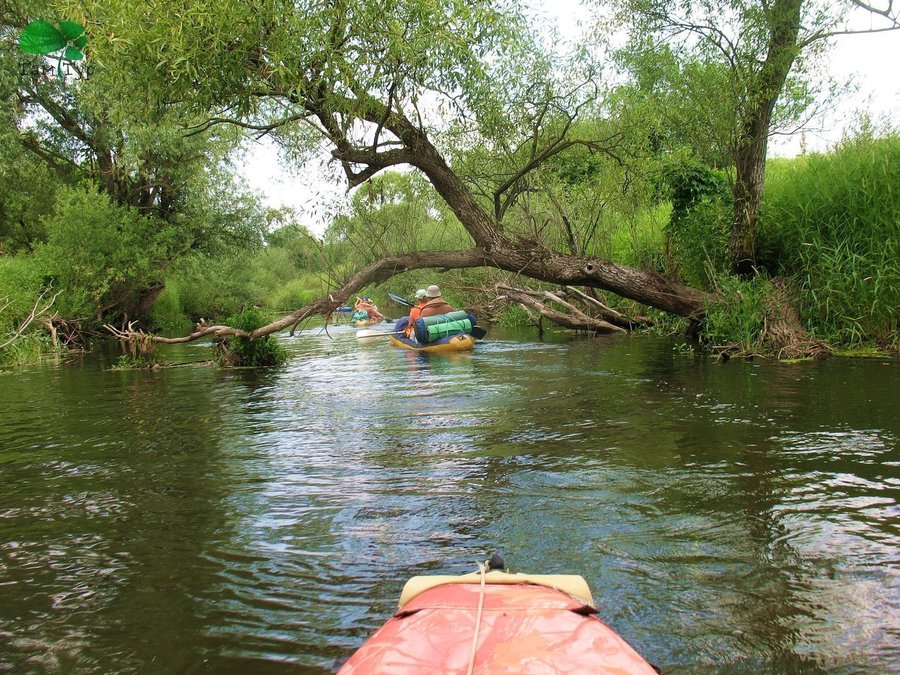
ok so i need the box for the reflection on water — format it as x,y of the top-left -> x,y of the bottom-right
1,328 -> 898,672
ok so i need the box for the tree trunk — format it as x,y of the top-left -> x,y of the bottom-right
729,0 -> 803,276
731,115 -> 771,276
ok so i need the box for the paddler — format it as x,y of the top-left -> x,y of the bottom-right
404,289 -> 429,338
419,285 -> 455,318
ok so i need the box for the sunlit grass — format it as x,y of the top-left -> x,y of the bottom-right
760,133 -> 899,348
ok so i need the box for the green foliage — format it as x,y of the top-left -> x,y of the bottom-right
668,198 -> 731,289
701,275 -> 771,353
216,308 -> 287,368
265,221 -> 324,271
0,138 -> 62,254
759,133 -> 900,346
324,172 -> 469,265
611,43 -> 736,168
165,252 -> 257,322
268,274 -> 325,312
495,304 -> 532,328
162,241 -> 327,324
146,280 -> 192,334
0,256 -> 45,333
0,332 -> 56,369
0,257 -> 60,368
79,0 -> 523,128
658,161 -> 730,218
652,161 -> 732,288
607,205 -> 669,273
33,186 -> 177,321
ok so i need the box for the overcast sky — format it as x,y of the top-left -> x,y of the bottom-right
240,1 -> 900,236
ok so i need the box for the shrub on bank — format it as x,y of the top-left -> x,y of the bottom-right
0,256 -> 45,333
147,280 -> 193,334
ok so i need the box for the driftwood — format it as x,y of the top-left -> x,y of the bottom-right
103,319 -> 251,344
558,286 -> 652,329
495,284 -> 627,334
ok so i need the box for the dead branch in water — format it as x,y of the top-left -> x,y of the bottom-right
495,284 -> 627,334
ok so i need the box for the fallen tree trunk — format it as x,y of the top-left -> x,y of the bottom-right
105,245 -> 709,345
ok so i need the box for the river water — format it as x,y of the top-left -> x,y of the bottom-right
1,327 -> 897,673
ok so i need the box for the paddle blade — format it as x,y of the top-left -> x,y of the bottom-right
388,292 -> 413,307
471,326 -> 488,340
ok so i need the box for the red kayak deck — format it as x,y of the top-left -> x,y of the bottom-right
339,582 -> 656,674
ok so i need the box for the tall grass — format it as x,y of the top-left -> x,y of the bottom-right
760,133 -> 899,347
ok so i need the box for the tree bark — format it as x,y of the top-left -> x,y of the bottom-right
730,0 -> 803,275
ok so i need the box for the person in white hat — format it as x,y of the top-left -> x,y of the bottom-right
403,289 -> 431,337
419,284 -> 455,318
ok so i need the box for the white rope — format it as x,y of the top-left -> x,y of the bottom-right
466,561 -> 488,675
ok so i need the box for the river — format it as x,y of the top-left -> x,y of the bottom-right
1,327 -> 898,673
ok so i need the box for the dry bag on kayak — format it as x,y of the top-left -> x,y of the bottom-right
413,311 -> 477,343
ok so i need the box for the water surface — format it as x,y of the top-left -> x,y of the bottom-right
1,328 -> 898,672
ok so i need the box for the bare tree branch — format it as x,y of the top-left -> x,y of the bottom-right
496,284 -> 626,334
103,320 -> 250,344
0,286 -> 62,350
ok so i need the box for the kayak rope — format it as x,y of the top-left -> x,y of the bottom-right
466,560 -> 488,675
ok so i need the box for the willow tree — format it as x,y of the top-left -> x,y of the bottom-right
610,0 -> 900,274
70,0 -> 710,345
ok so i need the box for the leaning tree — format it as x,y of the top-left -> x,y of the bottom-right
72,0 -> 713,345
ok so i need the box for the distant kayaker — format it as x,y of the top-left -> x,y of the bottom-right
404,289 -> 429,337
419,285 -> 454,318
354,296 -> 384,321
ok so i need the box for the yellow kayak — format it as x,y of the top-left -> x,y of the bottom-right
389,333 -> 475,353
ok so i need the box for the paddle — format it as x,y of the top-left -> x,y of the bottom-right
387,292 -> 413,307
356,329 -> 404,340
357,326 -> 487,340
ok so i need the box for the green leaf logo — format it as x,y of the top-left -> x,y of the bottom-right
19,19 -> 86,61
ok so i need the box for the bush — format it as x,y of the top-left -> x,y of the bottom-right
268,275 -> 325,311
668,198 -> 731,289
0,333 -> 56,369
0,257 -> 59,367
0,256 -> 45,333
33,186 -> 175,323
609,205 -> 669,273
215,308 -> 287,367
656,160 -> 731,288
